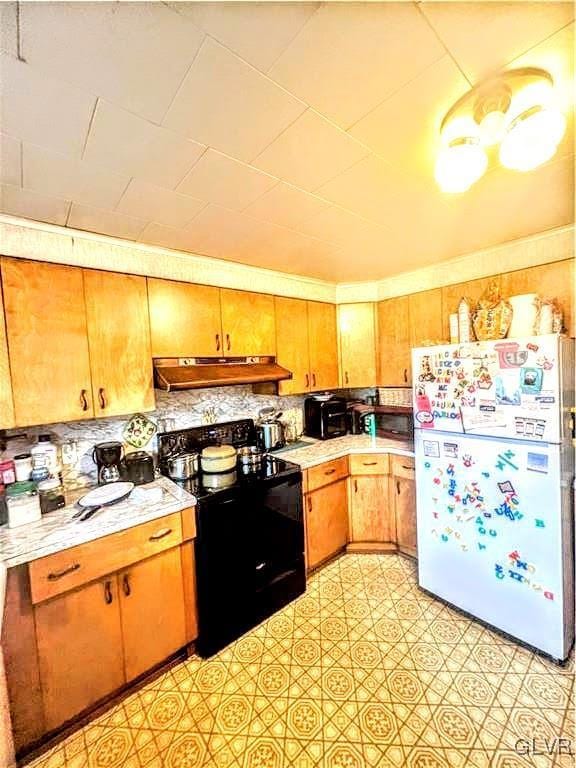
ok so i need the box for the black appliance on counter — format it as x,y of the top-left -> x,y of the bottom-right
348,404 -> 414,441
158,419 -> 305,658
124,451 -> 155,485
304,396 -> 347,440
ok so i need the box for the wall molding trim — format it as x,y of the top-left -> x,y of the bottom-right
1,215 -> 573,305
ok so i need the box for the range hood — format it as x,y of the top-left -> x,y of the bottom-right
153,356 -> 292,391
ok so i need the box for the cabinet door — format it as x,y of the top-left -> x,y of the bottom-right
0,278 -> 15,428
35,578 -> 124,731
220,289 -> 276,356
119,548 -> 186,682
84,270 -> 154,418
338,303 -> 377,388
349,475 -> 394,543
275,296 -> 310,394
2,258 -> 93,426
500,259 -> 574,337
409,288 -> 444,348
394,476 -> 417,558
378,296 -> 411,386
148,278 -> 222,357
306,479 -> 348,569
441,277 -> 499,341
308,301 -> 338,391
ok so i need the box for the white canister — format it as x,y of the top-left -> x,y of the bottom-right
13,454 -> 32,482
508,294 -> 539,338
32,435 -> 59,477
449,313 -> 459,344
458,298 -> 472,343
200,445 -> 237,474
6,482 -> 41,528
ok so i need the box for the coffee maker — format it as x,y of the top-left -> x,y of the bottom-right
92,441 -> 124,484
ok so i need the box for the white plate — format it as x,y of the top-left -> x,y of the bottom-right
78,482 -> 134,507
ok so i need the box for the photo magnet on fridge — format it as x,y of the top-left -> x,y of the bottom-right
423,440 -> 440,458
520,367 -> 543,394
527,452 -> 549,474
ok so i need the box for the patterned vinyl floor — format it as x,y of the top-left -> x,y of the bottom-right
26,554 -> 574,768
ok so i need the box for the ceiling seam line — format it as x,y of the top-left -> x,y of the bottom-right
415,3 -> 473,87
80,98 -> 100,161
501,19 -> 575,73
157,31 -> 208,127
264,2 -> 322,74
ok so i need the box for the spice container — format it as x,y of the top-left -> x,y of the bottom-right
6,481 -> 41,528
14,453 -> 33,482
38,478 -> 66,514
0,459 -> 16,486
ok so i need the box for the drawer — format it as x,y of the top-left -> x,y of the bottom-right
29,513 -> 183,605
307,456 -> 349,493
391,455 -> 415,479
349,453 -> 389,476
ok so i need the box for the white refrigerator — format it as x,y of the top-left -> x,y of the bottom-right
412,334 -> 575,661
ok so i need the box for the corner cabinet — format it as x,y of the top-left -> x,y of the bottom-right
378,296 -> 411,386
347,454 -> 395,549
338,303 -> 377,388
391,456 -> 417,558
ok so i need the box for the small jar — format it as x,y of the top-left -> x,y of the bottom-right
14,453 -> 33,482
6,481 -> 41,528
38,478 -> 66,514
0,458 -> 16,486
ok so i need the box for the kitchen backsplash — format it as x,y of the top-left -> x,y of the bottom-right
2,386 -> 379,489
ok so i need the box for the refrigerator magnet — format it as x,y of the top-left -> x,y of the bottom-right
526,452 -> 548,473
520,367 -> 543,394
423,440 -> 440,458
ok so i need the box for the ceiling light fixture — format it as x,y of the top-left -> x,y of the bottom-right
435,68 -> 566,193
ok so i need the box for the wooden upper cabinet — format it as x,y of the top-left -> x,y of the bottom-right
275,296 -> 310,395
220,289 -> 276,356
84,270 -> 154,418
378,296 -> 411,386
0,279 -> 15,428
338,302 -> 377,388
409,288 -> 444,349
148,278 -> 222,357
1,258 -> 93,426
500,259 -> 574,337
441,277 -> 500,341
34,577 -> 125,732
307,301 -> 338,391
119,548 -> 186,682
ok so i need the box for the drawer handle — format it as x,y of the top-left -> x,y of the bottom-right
80,389 -> 89,412
104,580 -> 113,605
122,573 -> 131,597
402,465 -> 413,471
149,527 -> 172,542
98,387 -> 107,409
215,333 -> 221,352
324,468 -> 336,475
47,563 -> 80,581
362,461 -> 378,466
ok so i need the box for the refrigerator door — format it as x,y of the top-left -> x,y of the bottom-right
412,334 -> 565,443
415,430 -> 574,660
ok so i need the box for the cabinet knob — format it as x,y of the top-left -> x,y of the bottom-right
122,573 -> 131,597
98,387 -> 107,409
305,373 -> 310,389
226,333 -> 231,352
215,333 -> 221,352
312,372 -> 317,387
80,389 -> 89,411
403,368 -> 408,383
104,580 -> 113,605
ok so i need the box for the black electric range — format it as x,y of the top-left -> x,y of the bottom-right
158,420 -> 306,658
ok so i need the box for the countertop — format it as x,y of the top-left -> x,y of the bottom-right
277,434 -> 414,469
0,476 -> 196,570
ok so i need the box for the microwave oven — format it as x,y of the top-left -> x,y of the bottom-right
348,404 -> 414,441
304,396 -> 347,440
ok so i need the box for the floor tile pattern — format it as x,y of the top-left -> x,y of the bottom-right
25,555 -> 574,768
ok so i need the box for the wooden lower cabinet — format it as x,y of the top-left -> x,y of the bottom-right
391,457 -> 417,558
35,577 -> 125,732
119,548 -> 186,682
349,475 -> 394,544
305,478 -> 348,569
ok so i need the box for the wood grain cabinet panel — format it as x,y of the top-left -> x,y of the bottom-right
307,456 -> 349,493
148,278 -> 222,357
305,478 -> 348,569
338,302 -> 377,388
349,453 -> 389,476
394,475 -> 417,558
84,270 -> 154,417
349,475 -> 394,543
1,258 -> 93,426
500,259 -> 574,337
0,277 -> 15,428
35,577 -> 125,732
378,296 -> 411,386
220,289 -> 276,356
275,296 -> 310,395
119,548 -> 187,682
308,301 -> 339,390
409,288 -> 444,348
441,277 -> 500,341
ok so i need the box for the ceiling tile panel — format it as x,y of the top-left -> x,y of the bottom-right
243,181 -> 331,228
67,203 -> 148,241
23,143 -> 129,210
0,184 -> 70,226
177,149 -> 277,210
83,101 -> 206,190
19,1 -> 204,123
182,204 -> 263,260
0,133 -> 21,187
138,222 -> 201,253
269,2 -> 445,129
169,2 -> 320,72
1,53 -> 96,158
163,37 -> 306,162
253,109 -> 369,191
117,179 -> 206,229
298,203 -> 389,253
420,1 -> 574,82
0,3 -> 18,56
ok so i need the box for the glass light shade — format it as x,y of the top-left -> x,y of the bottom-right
435,140 -> 488,193
479,109 -> 507,146
440,115 -> 480,146
499,106 -> 566,171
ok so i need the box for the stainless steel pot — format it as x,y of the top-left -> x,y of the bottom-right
256,420 -> 286,452
167,452 -> 199,480
237,445 -> 264,471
